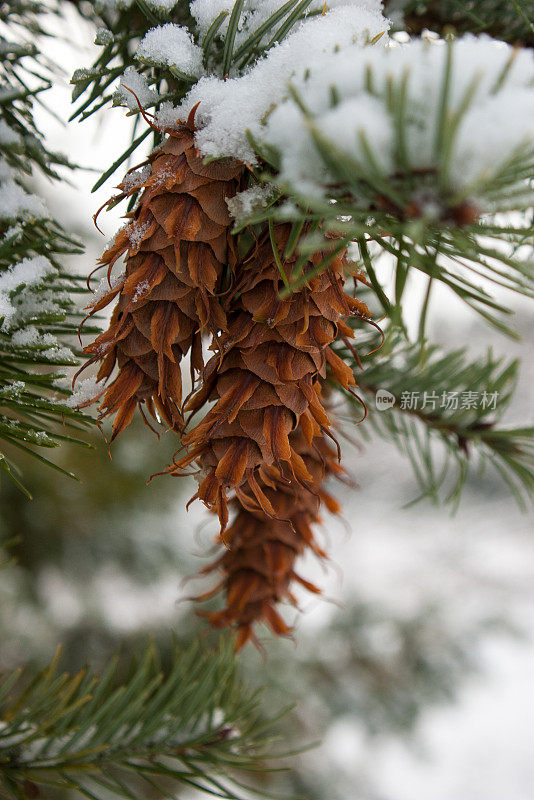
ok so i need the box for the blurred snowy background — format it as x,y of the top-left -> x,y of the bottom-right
1,7 -> 534,800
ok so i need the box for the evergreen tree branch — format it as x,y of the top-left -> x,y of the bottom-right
334,332 -> 534,507
0,1 -> 93,495
69,0 -> 324,187
0,638 -> 291,800
259,200 -> 534,336
243,42 -> 534,336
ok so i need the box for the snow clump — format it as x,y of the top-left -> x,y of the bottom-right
136,23 -> 204,77
182,3 -> 390,163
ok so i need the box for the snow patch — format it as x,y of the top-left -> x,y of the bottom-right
65,376 -> 106,409
136,23 -> 204,76
127,220 -> 151,248
226,183 -> 275,220
123,164 -> 152,191
0,256 -> 55,327
182,4 -> 389,163
145,0 -> 180,9
265,37 -> 534,198
132,279 -> 150,302
117,67 -> 159,110
155,101 -> 183,130
0,181 -> 48,220
191,0 -> 385,53
89,270 -> 126,307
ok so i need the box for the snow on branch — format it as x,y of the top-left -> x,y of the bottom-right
0,173 -> 74,361
136,23 -> 204,77
259,36 -> 534,208
1,2 -> 92,493
187,34 -> 534,214
0,638 -> 291,800
190,0 -> 385,50
183,4 -> 390,162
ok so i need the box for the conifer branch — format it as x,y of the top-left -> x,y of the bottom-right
0,638 -> 291,800
242,39 -> 534,335
69,0 -> 324,186
335,334 -> 534,507
0,1 -> 93,495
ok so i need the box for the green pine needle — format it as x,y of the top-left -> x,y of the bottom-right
1,0 -> 93,494
335,332 -> 534,508
0,638 -> 292,800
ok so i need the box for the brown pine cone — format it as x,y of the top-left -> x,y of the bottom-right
197,426 -> 343,648
169,223 -> 370,529
162,223 -> 370,644
80,121 -> 242,439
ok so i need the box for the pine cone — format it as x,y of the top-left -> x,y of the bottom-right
171,224 -> 369,528
198,425 -> 343,649
165,223 -> 370,643
81,122 -> 242,439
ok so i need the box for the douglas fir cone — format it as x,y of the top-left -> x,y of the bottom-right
81,113 -> 241,439
81,115 -> 370,645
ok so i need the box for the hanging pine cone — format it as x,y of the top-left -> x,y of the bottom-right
80,119 -> 242,439
165,223 -> 371,642
170,223 -> 369,526
197,423 -> 344,649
